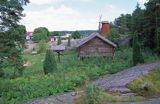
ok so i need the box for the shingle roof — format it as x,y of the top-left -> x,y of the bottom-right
51,44 -> 66,51
76,32 -> 117,48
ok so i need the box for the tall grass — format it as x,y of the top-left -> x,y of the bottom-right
127,67 -> 160,98
0,47 -> 159,103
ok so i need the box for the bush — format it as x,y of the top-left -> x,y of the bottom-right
43,50 -> 57,74
85,84 -> 105,104
107,27 -> 120,41
0,69 -> 4,78
38,41 -> 47,53
57,37 -> 62,45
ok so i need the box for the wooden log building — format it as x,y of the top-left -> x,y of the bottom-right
76,32 -> 117,57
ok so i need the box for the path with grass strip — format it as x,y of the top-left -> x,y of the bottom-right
109,98 -> 160,104
21,62 -> 160,104
94,62 -> 160,96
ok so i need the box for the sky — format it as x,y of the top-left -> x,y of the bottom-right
20,0 -> 148,31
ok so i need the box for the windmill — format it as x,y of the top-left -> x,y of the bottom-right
98,15 -> 102,33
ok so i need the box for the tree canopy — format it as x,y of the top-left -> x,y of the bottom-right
113,0 -> 160,55
0,0 -> 29,76
72,30 -> 81,39
32,27 -> 50,42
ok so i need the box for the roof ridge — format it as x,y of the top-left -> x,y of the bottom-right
76,32 -> 117,47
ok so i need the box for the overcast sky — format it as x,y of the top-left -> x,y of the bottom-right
20,0 -> 148,31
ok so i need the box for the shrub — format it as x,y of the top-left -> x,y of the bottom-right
57,36 -> 62,45
43,50 -> 57,74
0,69 -> 4,78
132,33 -> 144,65
107,27 -> 120,41
85,84 -> 105,104
38,41 -> 47,53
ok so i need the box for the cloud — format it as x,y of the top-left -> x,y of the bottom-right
30,0 -> 58,5
21,5 -> 98,31
102,5 -> 127,22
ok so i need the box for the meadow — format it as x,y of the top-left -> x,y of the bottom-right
0,47 -> 159,104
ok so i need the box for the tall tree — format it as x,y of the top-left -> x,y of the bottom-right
131,3 -> 146,47
142,0 -> 160,50
0,0 -> 29,76
133,33 -> 144,65
114,14 -> 132,34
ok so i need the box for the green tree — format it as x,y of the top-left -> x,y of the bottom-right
57,36 -> 62,45
107,27 -> 120,41
32,27 -> 50,42
38,40 -> 47,53
156,27 -> 160,55
0,0 -> 28,76
114,14 -> 132,34
43,50 -> 57,74
72,30 -> 81,39
53,31 -> 60,36
133,33 -> 144,65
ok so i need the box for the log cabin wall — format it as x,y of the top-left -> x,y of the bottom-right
78,37 -> 115,57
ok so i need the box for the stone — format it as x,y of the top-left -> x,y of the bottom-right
139,82 -> 150,91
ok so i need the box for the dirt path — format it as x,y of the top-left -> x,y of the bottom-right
109,98 -> 160,104
94,62 -> 160,96
21,62 -> 160,104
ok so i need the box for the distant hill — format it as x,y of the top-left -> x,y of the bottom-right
50,30 -> 98,37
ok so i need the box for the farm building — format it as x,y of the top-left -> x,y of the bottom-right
76,32 -> 117,57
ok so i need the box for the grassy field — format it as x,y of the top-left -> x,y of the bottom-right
0,47 -> 159,104
127,66 -> 160,98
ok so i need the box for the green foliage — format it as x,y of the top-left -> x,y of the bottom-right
114,14 -> 132,34
113,0 -> 160,54
107,27 -> 120,41
76,84 -> 144,104
0,69 -> 4,78
0,27 -> 25,77
85,84 -> 105,104
132,33 -> 144,65
52,31 -> 60,36
127,67 -> 160,98
1,47 -> 159,103
72,30 -> 81,39
57,36 -> 62,45
0,0 -> 27,77
38,41 -> 47,53
0,0 -> 29,31
32,27 -> 50,42
43,50 -> 57,74
156,27 -> 160,55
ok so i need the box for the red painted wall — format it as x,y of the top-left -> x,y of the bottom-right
100,21 -> 109,36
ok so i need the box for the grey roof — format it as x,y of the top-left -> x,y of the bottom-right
76,32 -> 117,48
51,44 -> 66,51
